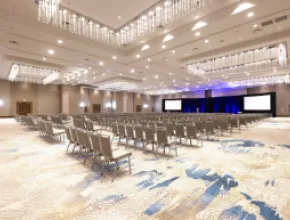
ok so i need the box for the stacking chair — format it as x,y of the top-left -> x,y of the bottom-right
144,128 -> 157,153
230,117 -> 240,132
175,124 -> 186,144
125,125 -> 137,148
165,123 -> 174,138
117,124 -> 127,146
219,119 -> 231,136
45,122 -> 66,142
111,123 -> 120,140
91,133 -> 102,168
239,117 -> 248,129
205,121 -> 219,141
76,129 -> 85,158
186,125 -> 203,147
100,136 -> 132,182
70,128 -> 79,153
156,129 -> 178,156
65,127 -> 74,152
135,126 -> 146,152
83,131 -> 93,164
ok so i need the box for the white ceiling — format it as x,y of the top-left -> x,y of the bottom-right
61,0 -> 160,29
0,0 -> 290,93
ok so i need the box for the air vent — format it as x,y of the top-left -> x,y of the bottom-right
261,20 -> 274,27
275,15 -> 288,23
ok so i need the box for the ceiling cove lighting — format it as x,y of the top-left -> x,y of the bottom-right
192,21 -> 208,31
38,0 -> 211,48
163,34 -> 174,42
141,44 -> 150,51
231,2 -> 255,15
43,71 -> 60,85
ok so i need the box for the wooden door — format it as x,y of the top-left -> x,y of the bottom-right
17,102 -> 32,115
92,104 -> 101,113
136,105 -> 142,112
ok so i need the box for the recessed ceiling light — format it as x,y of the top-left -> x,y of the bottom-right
42,57 -> 47,61
48,49 -> 55,55
136,54 -> 141,58
112,56 -> 117,60
192,21 -> 208,31
143,78 -> 146,81
173,79 -> 175,82
161,45 -> 166,49
169,72 -> 172,75
146,65 -> 149,69
147,58 -> 151,62
102,73 -> 106,76
119,73 -> 123,76
163,34 -> 174,42
171,50 -> 176,54
141,44 -> 150,51
204,39 -> 209,43
185,53 -> 189,56
57,40 -> 63,44
118,16 -> 122,19
195,32 -> 201,36
247,12 -> 254,18
253,24 -> 258,28
99,61 -> 104,66
155,75 -> 159,79
88,66 -> 92,70
131,69 -> 135,73
232,3 -> 255,15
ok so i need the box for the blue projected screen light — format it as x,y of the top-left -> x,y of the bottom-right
244,95 -> 271,110
165,100 -> 182,111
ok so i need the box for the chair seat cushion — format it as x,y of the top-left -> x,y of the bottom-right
111,149 -> 132,160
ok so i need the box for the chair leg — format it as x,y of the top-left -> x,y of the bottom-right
66,142 -> 71,153
92,153 -> 96,169
128,156 -> 132,175
175,144 -> 178,156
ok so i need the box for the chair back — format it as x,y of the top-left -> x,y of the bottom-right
70,128 -> 78,143
76,129 -> 84,145
195,121 -> 204,133
65,127 -> 72,141
118,124 -> 126,137
126,125 -> 134,139
186,125 -> 197,138
175,124 -> 184,137
135,126 -> 144,139
145,128 -> 154,142
112,123 -> 119,136
165,123 -> 174,136
100,136 -> 113,158
205,121 -> 214,133
157,129 -> 168,145
91,133 -> 101,153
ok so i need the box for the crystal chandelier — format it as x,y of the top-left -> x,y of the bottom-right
38,0 -> 60,24
8,64 -> 60,84
228,74 -> 290,88
37,0 -> 211,47
187,43 -> 288,76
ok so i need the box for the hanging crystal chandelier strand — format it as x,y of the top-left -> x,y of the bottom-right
37,0 -> 210,47
187,43 -> 287,76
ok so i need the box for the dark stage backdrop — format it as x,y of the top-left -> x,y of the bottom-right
162,92 -> 276,116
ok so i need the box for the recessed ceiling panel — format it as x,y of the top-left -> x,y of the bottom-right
61,0 -> 160,29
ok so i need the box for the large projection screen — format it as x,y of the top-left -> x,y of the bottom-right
244,95 -> 271,111
165,100 -> 182,111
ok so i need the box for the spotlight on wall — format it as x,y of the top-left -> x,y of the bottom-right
106,102 -> 112,108
0,99 -> 4,107
143,104 -> 149,108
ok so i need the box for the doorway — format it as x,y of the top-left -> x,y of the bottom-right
136,105 -> 142,112
92,104 -> 101,113
17,101 -> 32,115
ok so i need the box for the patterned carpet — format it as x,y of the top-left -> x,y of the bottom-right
0,118 -> 290,220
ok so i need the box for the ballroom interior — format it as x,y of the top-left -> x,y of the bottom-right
0,0 -> 290,219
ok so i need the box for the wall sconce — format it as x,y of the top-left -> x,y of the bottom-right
143,104 -> 149,108
0,99 -> 4,107
106,102 -> 112,108
79,102 -> 85,108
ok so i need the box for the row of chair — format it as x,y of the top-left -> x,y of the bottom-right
65,127 -> 132,181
